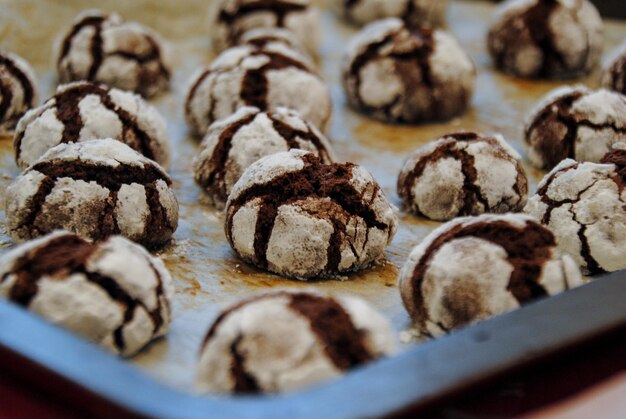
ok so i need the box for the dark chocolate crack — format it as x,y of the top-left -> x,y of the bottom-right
3,234 -> 164,353
226,153 -> 389,273
346,24 -> 439,121
601,149 -> 626,182
606,55 -> 626,94
14,83 -> 160,163
58,15 -> 106,80
218,0 -> 307,44
195,112 -> 257,201
0,53 -> 35,117
409,219 -> 553,329
240,50 -> 311,110
288,293 -> 373,371
18,157 -> 171,243
399,133 -> 515,217
230,335 -> 261,393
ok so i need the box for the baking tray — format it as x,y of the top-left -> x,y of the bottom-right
0,0 -> 626,417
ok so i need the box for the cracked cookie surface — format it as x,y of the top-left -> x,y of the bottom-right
398,213 -> 583,337
194,106 -> 335,208
196,290 -> 395,393
210,0 -> 320,55
56,10 -> 171,98
397,132 -> 528,221
342,0 -> 448,27
341,18 -> 475,123
524,153 -> 626,274
524,86 -> 626,169
14,81 -> 170,169
0,231 -> 173,356
487,0 -> 603,79
225,149 -> 397,280
0,51 -> 38,136
6,139 -> 178,248
185,40 -> 330,137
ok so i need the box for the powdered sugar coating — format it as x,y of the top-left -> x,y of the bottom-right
56,10 -> 172,98
398,132 -> 528,221
194,106 -> 335,208
0,231 -> 173,356
342,18 -> 475,123
602,40 -> 626,95
196,290 -> 395,394
14,82 -> 170,169
0,51 -> 38,136
210,0 -> 320,55
225,150 -> 398,280
487,0 -> 603,79
524,86 -> 626,169
342,0 -> 448,27
398,213 -> 583,337
6,139 -> 178,248
185,42 -> 331,137
524,158 -> 626,274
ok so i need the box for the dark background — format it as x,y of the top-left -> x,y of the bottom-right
488,0 -> 626,19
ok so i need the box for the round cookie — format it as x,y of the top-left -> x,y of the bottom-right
342,0 -> 448,27
185,41 -> 331,137
342,18 -> 475,123
398,214 -> 583,337
194,106 -> 336,208
397,132 -> 528,221
524,86 -> 626,169
56,10 -> 171,98
225,149 -> 398,280
602,40 -> 626,95
14,81 -> 170,170
524,153 -> 626,274
487,0 -> 603,79
0,231 -> 173,356
0,51 -> 38,136
196,291 -> 395,394
5,139 -> 178,248
210,0 -> 320,55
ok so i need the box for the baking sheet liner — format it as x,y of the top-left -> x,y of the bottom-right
0,0 -> 624,393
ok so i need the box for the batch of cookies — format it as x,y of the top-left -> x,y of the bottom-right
0,0 -> 625,396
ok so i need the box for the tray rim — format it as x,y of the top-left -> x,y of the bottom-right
2,271 -> 626,419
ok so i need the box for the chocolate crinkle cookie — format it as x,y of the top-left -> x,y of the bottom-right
56,10 -> 171,98
524,151 -> 626,275
196,291 -> 395,394
398,214 -> 583,337
14,81 -> 170,170
342,18 -> 475,124
398,132 -> 528,221
342,0 -> 448,27
0,231 -> 173,356
6,139 -> 178,248
210,0 -> 320,55
487,0 -> 603,79
524,86 -> 626,169
602,41 -> 626,95
0,51 -> 38,136
185,40 -> 330,137
225,149 -> 398,280
194,106 -> 335,208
